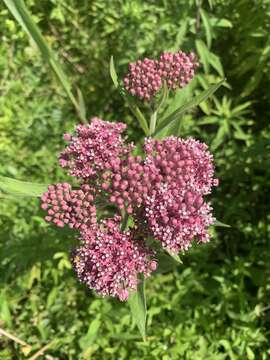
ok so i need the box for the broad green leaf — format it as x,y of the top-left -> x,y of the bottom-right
211,122 -> 228,150
170,19 -> 188,51
209,53 -> 224,77
3,0 -> 86,123
79,318 -> 101,350
195,39 -> 210,73
0,176 -> 48,197
154,79 -> 224,136
200,8 -> 213,48
215,18 -> 233,28
128,278 -> 147,341
214,220 -> 231,228
110,56 -> 119,88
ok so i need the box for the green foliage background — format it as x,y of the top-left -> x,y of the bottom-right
0,0 -> 270,358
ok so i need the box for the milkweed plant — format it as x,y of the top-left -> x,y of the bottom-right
0,12 -> 227,337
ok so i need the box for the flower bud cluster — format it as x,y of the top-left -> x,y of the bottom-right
41,118 -> 218,300
124,50 -> 199,100
41,183 -> 96,230
157,51 -> 199,89
124,58 -> 162,101
72,216 -> 156,301
59,117 -> 132,179
143,137 -> 218,252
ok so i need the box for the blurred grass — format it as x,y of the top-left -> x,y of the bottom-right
0,0 -> 270,359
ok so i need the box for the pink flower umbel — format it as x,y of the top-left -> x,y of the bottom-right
124,58 -> 162,101
72,216 -> 156,301
123,50 -> 199,101
157,51 -> 199,89
145,184 -> 215,252
143,137 -> 218,252
41,183 -> 96,230
41,122 -> 219,299
59,118 -> 132,179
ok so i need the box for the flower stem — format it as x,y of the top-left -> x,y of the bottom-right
121,211 -> 129,231
149,111 -> 157,135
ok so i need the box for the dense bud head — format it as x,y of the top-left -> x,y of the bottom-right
124,58 -> 162,101
143,136 -> 218,252
72,216 -> 156,300
59,118 -> 133,179
41,183 -> 96,229
145,184 -> 215,253
158,51 -> 199,89
124,50 -> 199,101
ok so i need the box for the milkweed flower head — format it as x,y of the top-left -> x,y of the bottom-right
72,216 -> 157,301
124,50 -> 199,101
41,183 -> 96,230
123,58 -> 162,101
41,45 -> 219,303
59,118 -> 133,179
157,51 -> 199,90
143,137 -> 218,252
145,184 -> 215,252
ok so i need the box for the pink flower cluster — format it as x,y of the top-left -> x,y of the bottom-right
124,50 -> 199,100
41,118 -> 218,300
124,58 -> 162,101
59,117 -> 132,179
158,51 -> 198,90
72,216 -> 156,301
143,137 -> 218,252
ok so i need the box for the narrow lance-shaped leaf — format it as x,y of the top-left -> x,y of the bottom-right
3,0 -> 87,123
200,8 -> 213,48
128,277 -> 147,341
110,56 -> 119,88
214,219 -> 231,228
166,249 -> 183,264
156,81 -> 168,115
154,79 -> 224,136
0,176 -> 48,197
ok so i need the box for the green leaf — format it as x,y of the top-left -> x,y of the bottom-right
125,96 -> 150,136
195,39 -> 210,73
154,79 -> 224,136
209,53 -> 224,77
215,18 -> 233,28
0,176 -> 48,197
211,122 -> 228,150
156,253 -> 177,273
170,19 -> 188,51
156,81 -> 168,114
79,318 -> 101,350
128,278 -> 147,341
214,220 -> 231,228
200,8 -> 212,48
110,56 -> 119,88
166,249 -> 183,264
3,0 -> 86,123
77,87 -> 87,120
0,292 -> 12,328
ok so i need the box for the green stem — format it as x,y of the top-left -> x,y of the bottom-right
121,211 -> 129,231
149,111 -> 157,136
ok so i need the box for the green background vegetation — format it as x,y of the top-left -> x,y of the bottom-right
0,0 -> 270,358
